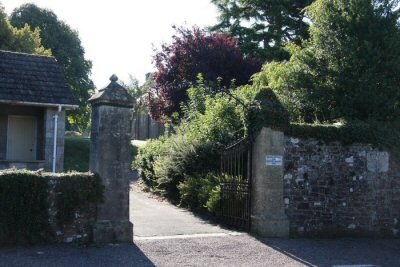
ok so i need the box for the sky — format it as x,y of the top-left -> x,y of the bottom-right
2,0 -> 219,88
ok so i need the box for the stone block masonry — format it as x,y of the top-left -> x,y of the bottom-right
283,137 -> 400,237
47,177 -> 96,244
0,170 -> 98,245
89,74 -> 134,243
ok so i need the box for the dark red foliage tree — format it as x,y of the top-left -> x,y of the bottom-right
148,26 -> 262,120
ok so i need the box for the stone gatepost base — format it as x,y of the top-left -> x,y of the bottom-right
93,220 -> 133,243
252,214 -> 289,237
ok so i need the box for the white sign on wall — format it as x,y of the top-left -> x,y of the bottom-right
266,155 -> 283,166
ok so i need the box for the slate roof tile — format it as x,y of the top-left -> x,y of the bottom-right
0,50 -> 78,106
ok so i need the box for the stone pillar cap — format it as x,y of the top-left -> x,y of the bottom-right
89,74 -> 134,108
110,74 -> 118,82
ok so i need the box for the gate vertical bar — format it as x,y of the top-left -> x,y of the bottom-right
219,137 -> 252,231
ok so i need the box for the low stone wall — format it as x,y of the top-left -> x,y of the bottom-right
283,137 -> 400,237
47,177 -> 96,243
0,170 -> 100,245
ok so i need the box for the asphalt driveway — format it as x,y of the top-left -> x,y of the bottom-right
130,180 -> 234,239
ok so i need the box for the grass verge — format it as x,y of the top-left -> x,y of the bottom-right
64,137 -> 146,172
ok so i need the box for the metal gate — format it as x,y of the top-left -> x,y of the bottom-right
220,137 -> 252,231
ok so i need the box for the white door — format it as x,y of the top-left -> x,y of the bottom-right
7,116 -> 37,161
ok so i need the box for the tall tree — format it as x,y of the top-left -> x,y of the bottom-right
255,0 -> 400,122
148,26 -> 261,120
211,0 -> 313,61
10,4 -> 94,132
0,3 -> 49,55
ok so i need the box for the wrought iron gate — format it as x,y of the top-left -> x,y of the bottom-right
220,137 -> 252,231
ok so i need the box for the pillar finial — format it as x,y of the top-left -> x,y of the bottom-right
110,74 -> 118,82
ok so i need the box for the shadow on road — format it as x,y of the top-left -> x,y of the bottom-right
0,243 -> 155,267
258,237 -> 400,267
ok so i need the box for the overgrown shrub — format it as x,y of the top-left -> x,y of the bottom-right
134,85 -> 244,201
0,169 -> 103,246
206,184 -> 221,214
134,83 -> 284,209
178,173 -> 220,212
154,137 -> 220,200
133,137 -> 167,188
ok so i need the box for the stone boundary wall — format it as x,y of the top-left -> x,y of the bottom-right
283,137 -> 400,237
47,177 -> 96,243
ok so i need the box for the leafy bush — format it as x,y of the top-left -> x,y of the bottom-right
0,169 -> 103,246
134,137 -> 167,188
134,82 -> 284,208
178,173 -> 220,212
154,137 -> 219,201
135,134 -> 220,200
206,184 -> 221,214
134,84 -> 246,201
130,140 -> 145,165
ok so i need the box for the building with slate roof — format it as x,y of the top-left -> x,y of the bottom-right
0,50 -> 78,172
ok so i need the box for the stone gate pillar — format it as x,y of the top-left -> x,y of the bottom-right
251,127 -> 289,237
89,74 -> 134,243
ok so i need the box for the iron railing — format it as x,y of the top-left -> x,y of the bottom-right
220,137 -> 252,231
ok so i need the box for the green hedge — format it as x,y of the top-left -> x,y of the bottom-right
0,169 -> 103,246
